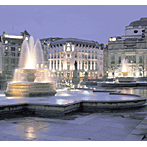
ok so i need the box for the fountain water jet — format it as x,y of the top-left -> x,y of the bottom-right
121,59 -> 129,77
5,36 -> 56,97
116,58 -> 134,82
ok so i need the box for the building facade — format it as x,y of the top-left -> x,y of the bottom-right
46,38 -> 104,82
108,17 -> 147,78
0,30 -> 30,79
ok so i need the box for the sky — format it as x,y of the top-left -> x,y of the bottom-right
1,3 -> 147,44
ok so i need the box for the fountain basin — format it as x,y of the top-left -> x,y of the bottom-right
5,82 -> 56,97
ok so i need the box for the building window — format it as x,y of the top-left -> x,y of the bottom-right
92,61 -> 94,70
140,44 -> 142,49
5,46 -> 8,51
126,56 -> 136,63
4,59 -> 8,64
4,65 -> 8,71
134,30 -> 138,33
54,61 -> 56,70
95,62 -> 97,70
11,52 -> 15,56
75,54 -> 77,58
4,52 -> 9,56
118,56 -> 121,64
139,56 -> 143,63
85,55 -> 87,59
18,48 -> 21,51
82,54 -> 84,59
11,65 -> 15,70
18,53 -> 20,57
11,59 -> 15,63
5,40 -> 8,44
88,61 -> 90,70
67,54 -> 70,58
11,47 -> 15,51
111,55 -> 115,64
82,61 -> 84,70
67,43 -> 70,51
133,56 -> 136,63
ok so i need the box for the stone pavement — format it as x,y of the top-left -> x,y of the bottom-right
0,108 -> 147,141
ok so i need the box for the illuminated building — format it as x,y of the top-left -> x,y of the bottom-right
108,17 -> 147,78
46,38 -> 104,82
0,30 -> 30,79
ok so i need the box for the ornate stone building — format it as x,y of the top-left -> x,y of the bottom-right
46,38 -> 104,82
0,30 -> 30,79
108,17 -> 147,78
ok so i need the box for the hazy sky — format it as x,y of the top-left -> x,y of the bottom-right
1,5 -> 147,44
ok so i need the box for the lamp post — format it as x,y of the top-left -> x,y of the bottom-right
131,61 -> 133,77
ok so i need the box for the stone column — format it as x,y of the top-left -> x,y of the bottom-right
56,59 -> 58,70
59,59 -> 61,71
94,61 -> 95,70
90,61 -> 92,70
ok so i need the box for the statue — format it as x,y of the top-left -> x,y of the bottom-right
74,61 -> 77,70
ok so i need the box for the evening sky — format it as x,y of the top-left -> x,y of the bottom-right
0,4 -> 147,44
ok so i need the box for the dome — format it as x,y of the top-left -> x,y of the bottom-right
129,17 -> 147,27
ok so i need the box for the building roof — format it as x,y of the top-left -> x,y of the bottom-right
21,30 -> 30,36
129,17 -> 147,27
50,38 -> 99,47
40,37 -> 63,42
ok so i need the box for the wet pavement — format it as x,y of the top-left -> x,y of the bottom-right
0,107 -> 147,141
0,87 -> 147,141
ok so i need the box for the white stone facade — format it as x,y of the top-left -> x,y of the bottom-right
47,38 -> 103,81
108,18 -> 147,78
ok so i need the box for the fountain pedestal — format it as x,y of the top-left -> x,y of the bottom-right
5,82 -> 56,97
72,70 -> 80,88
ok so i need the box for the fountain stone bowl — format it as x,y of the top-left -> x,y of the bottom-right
4,69 -> 57,97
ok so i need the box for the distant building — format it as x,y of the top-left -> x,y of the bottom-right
40,37 -> 63,68
99,43 -> 108,78
46,38 -> 104,82
108,17 -> 147,78
0,30 -> 30,79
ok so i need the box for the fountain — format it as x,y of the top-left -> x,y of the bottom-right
117,59 -> 135,82
4,36 -> 56,97
121,59 -> 129,77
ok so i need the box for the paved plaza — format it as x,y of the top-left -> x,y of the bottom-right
0,106 -> 147,141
